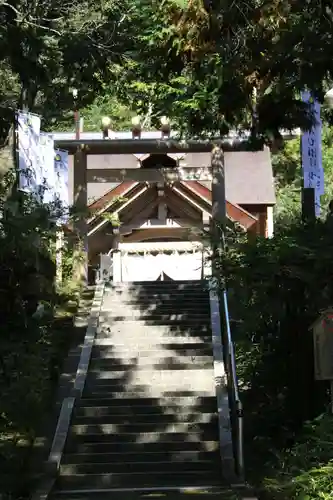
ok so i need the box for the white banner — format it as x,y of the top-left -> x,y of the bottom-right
54,149 -> 69,221
17,112 -> 41,196
38,132 -> 56,204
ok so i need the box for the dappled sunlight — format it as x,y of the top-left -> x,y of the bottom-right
52,280 -> 224,492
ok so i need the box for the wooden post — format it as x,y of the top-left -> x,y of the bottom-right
302,187 -> 316,222
211,146 -> 227,272
73,147 -> 88,284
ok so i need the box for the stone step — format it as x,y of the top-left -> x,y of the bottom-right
62,449 -> 220,465
60,459 -> 218,475
101,305 -> 210,313
69,420 -> 218,436
105,288 -> 207,294
77,394 -> 216,407
106,297 -> 209,305
104,289 -> 207,295
51,490 -> 242,500
103,291 -> 208,298
108,282 -> 207,290
83,382 -> 214,395
105,287 -> 209,300
99,316 -> 211,324
55,470 -> 222,491
83,388 -> 214,399
102,299 -> 210,307
99,314 -> 210,323
91,345 -> 213,358
84,376 -> 214,392
65,438 -> 219,455
93,336 -> 212,346
97,323 -> 211,336
75,401 -> 217,418
85,368 -> 215,382
89,350 -> 213,362
93,341 -> 213,351
50,490 -> 236,500
109,282 -> 207,288
89,357 -> 213,369
85,366 -> 214,376
99,310 -> 210,319
67,429 -> 219,445
83,382 -> 214,398
93,342 -> 212,352
72,412 -> 216,426
109,280 -> 207,288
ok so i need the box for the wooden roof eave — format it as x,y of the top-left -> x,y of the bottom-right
181,181 -> 258,230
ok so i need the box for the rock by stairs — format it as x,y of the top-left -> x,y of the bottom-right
52,280 -> 225,496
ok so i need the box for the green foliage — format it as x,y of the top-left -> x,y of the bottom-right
219,218 -> 333,496
0,170 -> 81,496
2,0 -> 333,140
51,92 -> 135,133
263,414 -> 333,500
0,0 -> 133,139
113,0 -> 333,139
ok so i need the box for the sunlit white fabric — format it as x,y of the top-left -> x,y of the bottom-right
120,251 -> 203,281
121,253 -> 162,282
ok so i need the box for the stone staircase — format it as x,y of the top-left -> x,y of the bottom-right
51,280 -> 226,496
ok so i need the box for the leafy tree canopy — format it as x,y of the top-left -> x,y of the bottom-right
0,0 -> 133,139
113,0 -> 333,140
1,0 -> 333,142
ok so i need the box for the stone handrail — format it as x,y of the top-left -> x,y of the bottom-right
32,281 -> 105,500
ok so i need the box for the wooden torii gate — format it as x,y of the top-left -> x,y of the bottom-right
54,137 -> 258,283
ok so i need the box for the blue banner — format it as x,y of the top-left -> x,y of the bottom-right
301,91 -> 324,216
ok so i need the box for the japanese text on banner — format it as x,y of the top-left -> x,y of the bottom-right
301,92 -> 324,216
301,91 -> 322,174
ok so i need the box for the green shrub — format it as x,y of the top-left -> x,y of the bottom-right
0,172 -> 80,496
263,414 -> 333,500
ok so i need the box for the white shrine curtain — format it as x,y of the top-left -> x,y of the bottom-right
160,252 -> 202,281
121,253 -> 161,282
121,250 -> 203,282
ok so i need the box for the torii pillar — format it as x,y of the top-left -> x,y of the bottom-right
211,145 -> 227,270
73,146 -> 88,284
